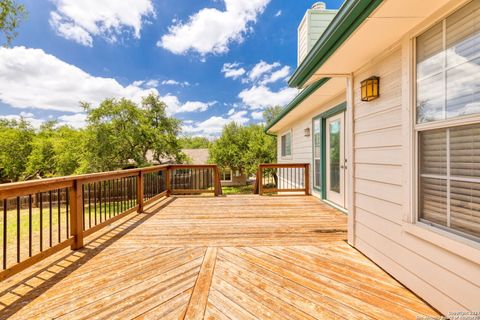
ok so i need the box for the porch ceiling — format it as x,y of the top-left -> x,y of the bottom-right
301,0 -> 455,87
268,77 -> 346,133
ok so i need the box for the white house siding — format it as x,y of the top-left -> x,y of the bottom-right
352,47 -> 480,313
277,94 -> 345,198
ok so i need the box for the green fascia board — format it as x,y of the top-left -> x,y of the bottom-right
264,78 -> 330,134
289,0 -> 384,88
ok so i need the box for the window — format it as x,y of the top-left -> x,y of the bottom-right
416,0 -> 480,240
281,132 -> 292,157
313,118 -> 321,189
221,169 -> 232,182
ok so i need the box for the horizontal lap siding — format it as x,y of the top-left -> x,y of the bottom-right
353,48 -> 480,313
277,95 -> 345,198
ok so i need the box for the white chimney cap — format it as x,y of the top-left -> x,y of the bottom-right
311,2 -> 326,10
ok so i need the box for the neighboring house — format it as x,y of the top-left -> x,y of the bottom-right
181,149 -> 248,187
266,0 -> 480,314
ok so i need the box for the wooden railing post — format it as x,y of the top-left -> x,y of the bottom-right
214,166 -> 221,196
305,164 -> 310,195
137,172 -> 144,213
165,167 -> 171,197
70,179 -> 84,250
259,166 -> 264,196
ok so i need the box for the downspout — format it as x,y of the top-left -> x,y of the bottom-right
346,74 -> 356,247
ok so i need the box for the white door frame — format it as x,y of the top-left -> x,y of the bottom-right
326,112 -> 346,208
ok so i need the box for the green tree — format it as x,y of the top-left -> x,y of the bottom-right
263,105 -> 283,125
178,136 -> 211,149
209,122 -> 276,176
84,94 -> 185,171
0,118 -> 34,182
0,0 -> 27,46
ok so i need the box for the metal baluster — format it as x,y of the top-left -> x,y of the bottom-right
3,199 -> 7,269
29,195 -> 32,257
94,182 -> 97,225
99,181 -> 102,223
40,193 -> 43,251
16,197 -> 20,263
88,183 -> 92,228
57,189 -> 61,243
49,191 -> 52,247
66,189 -> 69,238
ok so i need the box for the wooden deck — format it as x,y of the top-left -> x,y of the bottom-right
0,195 -> 439,319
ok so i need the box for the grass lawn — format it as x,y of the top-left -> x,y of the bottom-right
222,185 -> 254,195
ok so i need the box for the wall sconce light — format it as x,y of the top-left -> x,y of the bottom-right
361,76 -> 380,101
304,127 -> 310,137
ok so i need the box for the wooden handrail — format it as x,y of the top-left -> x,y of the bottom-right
0,164 -> 223,281
257,163 -> 310,196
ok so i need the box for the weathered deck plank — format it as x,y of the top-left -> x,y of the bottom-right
0,195 -> 439,319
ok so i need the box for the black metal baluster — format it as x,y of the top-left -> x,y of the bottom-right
116,179 -> 119,215
108,180 -> 112,218
104,181 -> 107,221
82,185 -> 86,231
16,197 -> 20,263
94,182 -> 97,225
88,183 -> 92,228
29,195 -> 32,257
3,199 -> 6,269
99,181 -> 102,223
66,188 -> 69,238
49,191 -> 52,247
57,189 -> 61,243
39,193 -> 43,251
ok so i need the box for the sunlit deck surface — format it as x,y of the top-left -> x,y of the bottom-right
0,195 -> 439,319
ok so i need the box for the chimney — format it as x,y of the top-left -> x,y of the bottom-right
297,2 -> 338,66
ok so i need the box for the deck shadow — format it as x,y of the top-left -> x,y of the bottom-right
0,197 -> 177,318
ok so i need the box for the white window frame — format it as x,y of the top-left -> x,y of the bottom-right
404,0 -> 480,257
220,168 -> 233,182
280,130 -> 293,159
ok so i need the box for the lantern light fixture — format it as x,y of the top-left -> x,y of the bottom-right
304,127 -> 310,137
361,76 -> 380,102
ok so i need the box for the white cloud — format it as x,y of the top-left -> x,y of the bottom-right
161,79 -> 190,87
0,46 -> 210,116
158,0 -> 270,56
275,10 -> 282,17
238,85 -> 298,109
58,113 -> 87,129
161,94 -> 215,114
260,65 -> 290,85
0,46 -> 159,112
248,60 -> 280,81
251,111 -> 264,120
49,0 -> 155,46
227,108 -> 236,116
182,110 -> 250,136
221,63 -> 246,79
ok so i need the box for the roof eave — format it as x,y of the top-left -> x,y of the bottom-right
265,78 -> 330,134
288,0 -> 384,89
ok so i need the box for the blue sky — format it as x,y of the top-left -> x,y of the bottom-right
0,0 -> 343,136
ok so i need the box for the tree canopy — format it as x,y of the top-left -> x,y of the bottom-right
0,0 -> 27,46
0,94 -> 186,183
208,122 -> 276,176
263,105 -> 283,125
178,136 -> 211,149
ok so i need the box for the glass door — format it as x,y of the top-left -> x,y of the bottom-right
326,112 -> 345,207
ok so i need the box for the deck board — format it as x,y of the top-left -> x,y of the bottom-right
0,195 -> 439,319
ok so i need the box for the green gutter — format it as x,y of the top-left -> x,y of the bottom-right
289,0 -> 384,88
264,78 -> 330,134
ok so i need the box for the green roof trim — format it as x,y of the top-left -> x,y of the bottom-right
265,78 -> 330,134
288,0 -> 384,88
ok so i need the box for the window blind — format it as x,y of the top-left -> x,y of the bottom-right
419,123 -> 480,239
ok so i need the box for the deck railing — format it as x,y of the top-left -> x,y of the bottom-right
255,163 -> 310,196
0,164 -> 222,281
